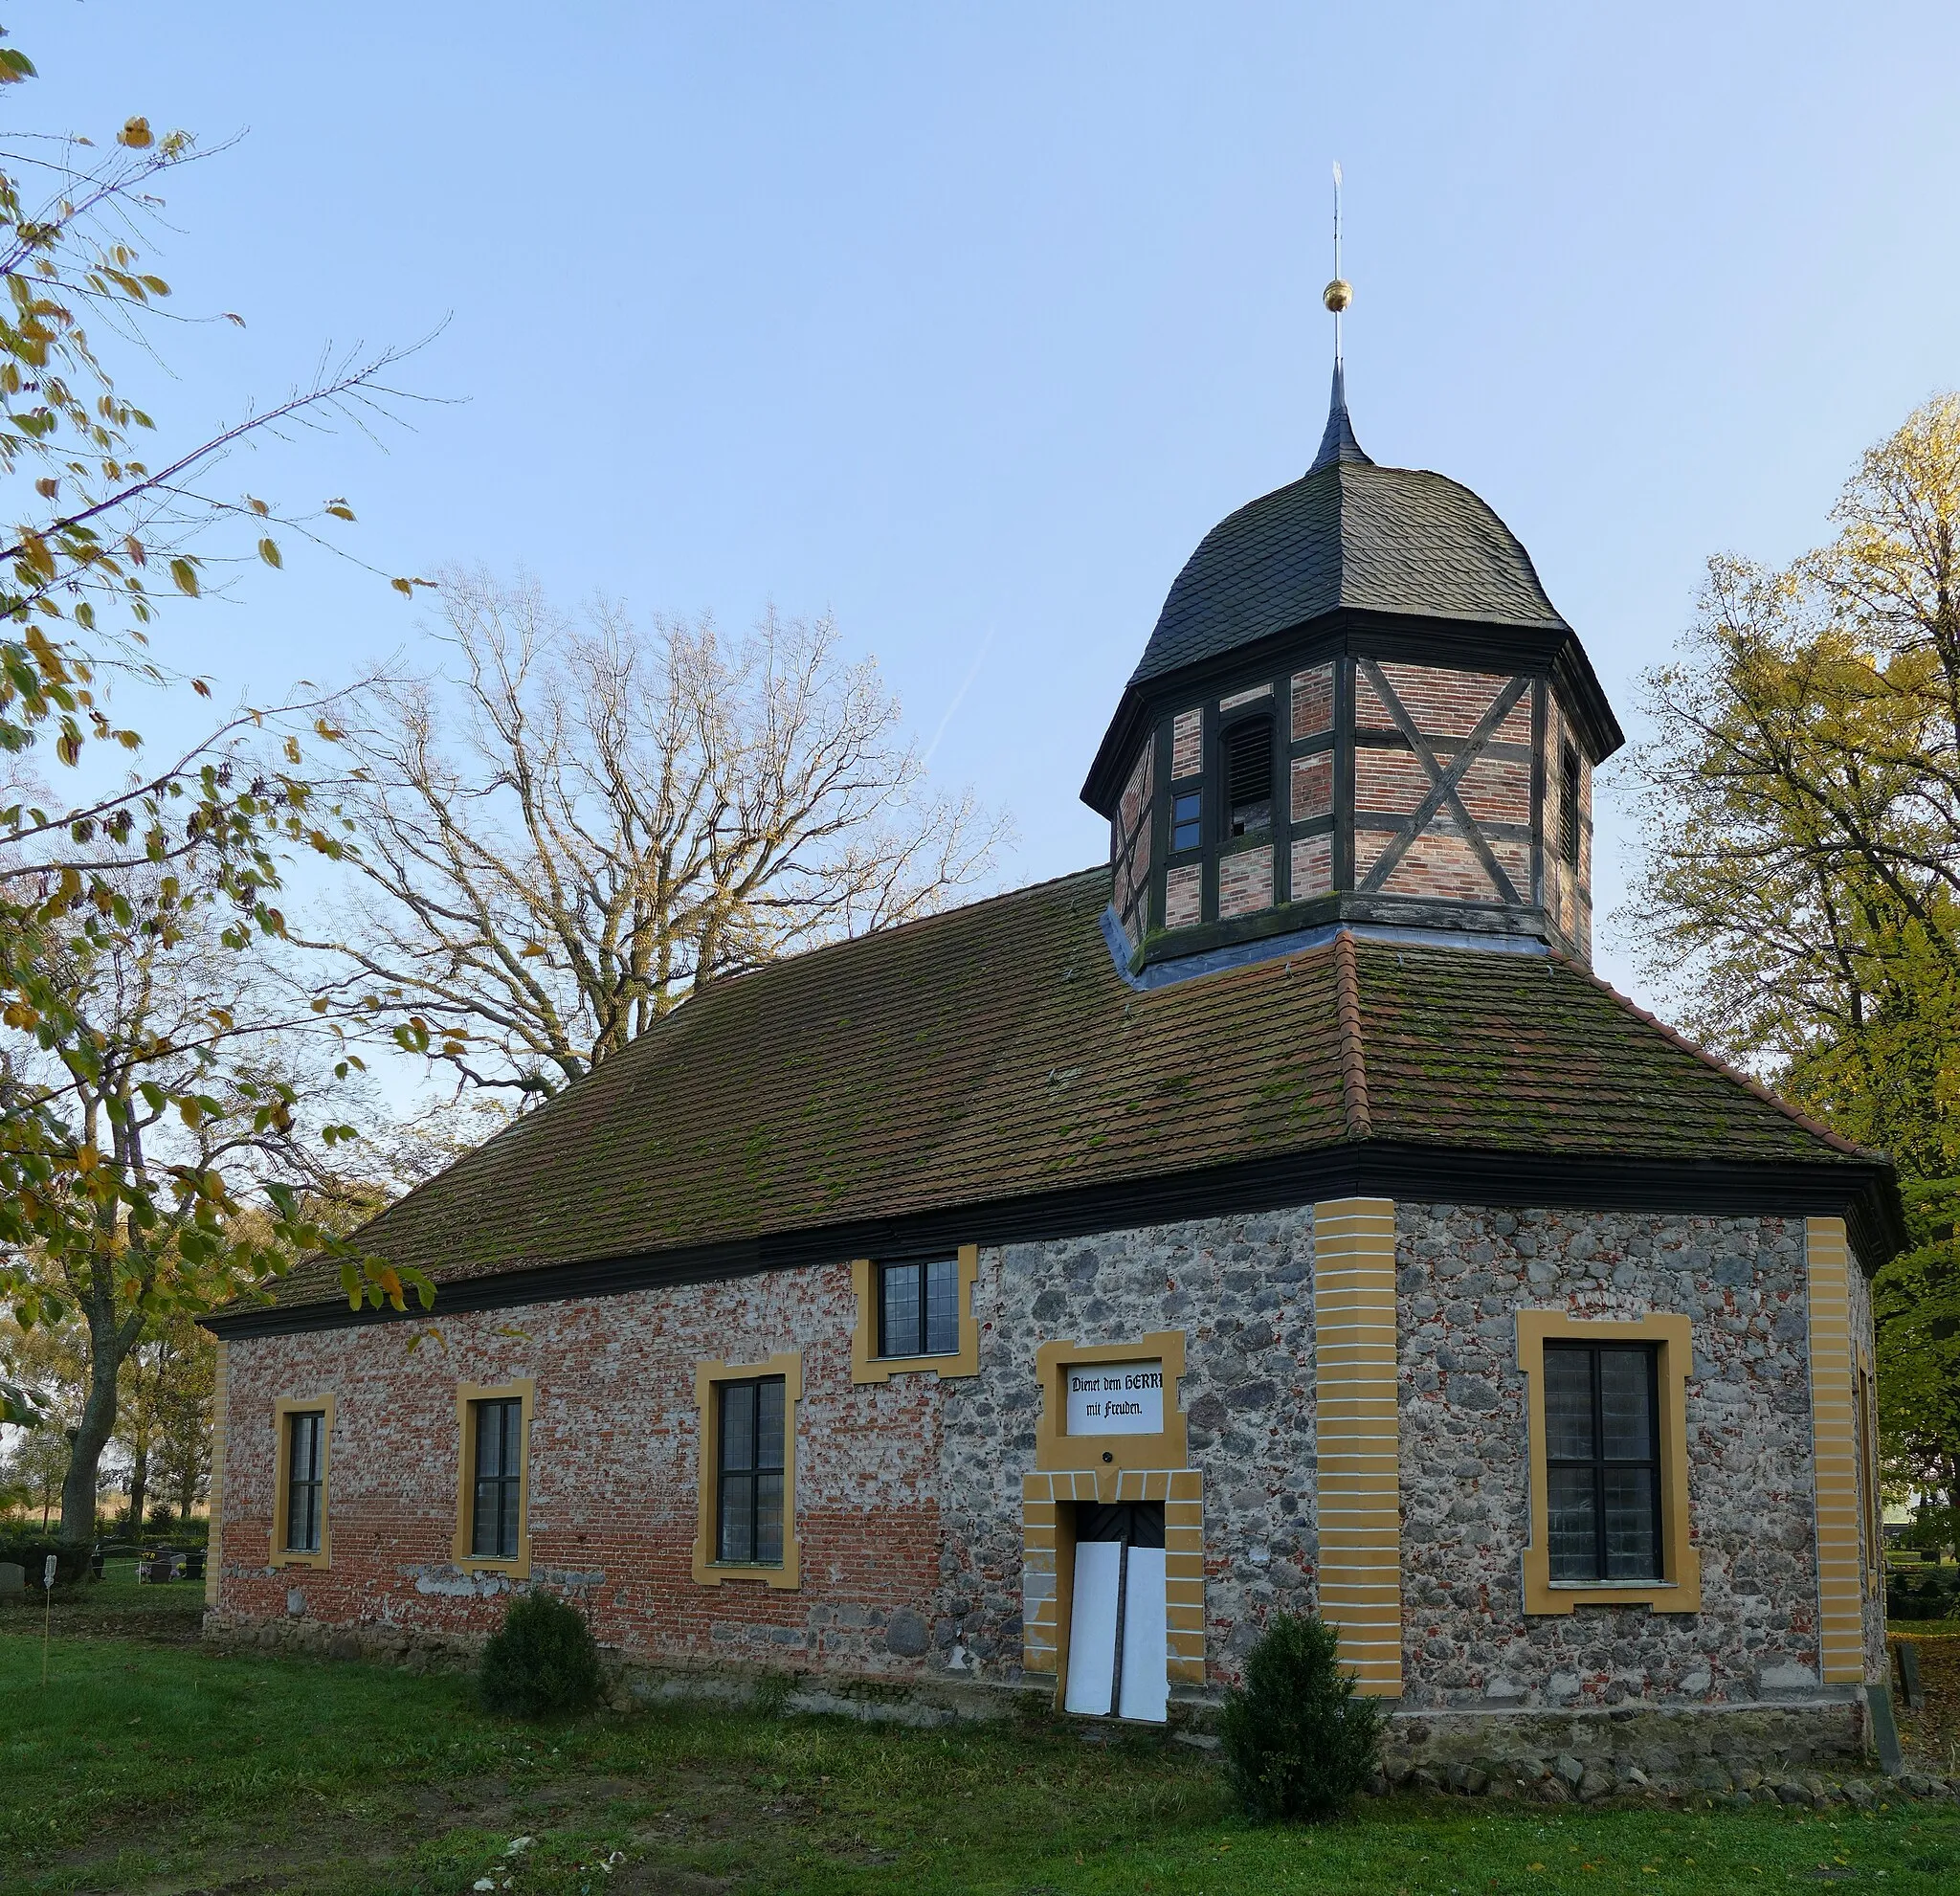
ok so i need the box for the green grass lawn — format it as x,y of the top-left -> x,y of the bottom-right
2,1622 -> 1958,1896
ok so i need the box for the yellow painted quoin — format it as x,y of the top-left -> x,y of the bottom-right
1312,1197 -> 1402,1696
1806,1216 -> 1867,1684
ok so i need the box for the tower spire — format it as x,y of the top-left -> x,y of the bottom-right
1311,160 -> 1370,473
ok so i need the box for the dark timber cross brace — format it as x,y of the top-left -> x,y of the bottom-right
1353,658 -> 1530,903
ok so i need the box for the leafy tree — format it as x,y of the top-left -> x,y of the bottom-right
147,1314 -> 214,1522
1875,1178 -> 1960,1558
4,873 -> 387,1545
0,25 -> 435,1372
1627,392 -> 1960,1538
299,569 -> 1007,1101
1628,395 -> 1960,1153
0,1420 -> 68,1528
114,1311 -> 213,1535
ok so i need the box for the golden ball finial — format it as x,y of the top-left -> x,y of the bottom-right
1323,278 -> 1353,314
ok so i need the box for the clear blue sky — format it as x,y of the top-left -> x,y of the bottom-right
21,2 -> 1960,1005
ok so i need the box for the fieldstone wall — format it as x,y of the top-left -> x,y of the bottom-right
1396,1207 -> 1838,1713
939,1208 -> 1319,1685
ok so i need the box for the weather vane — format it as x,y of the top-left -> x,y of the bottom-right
1324,160 -> 1352,360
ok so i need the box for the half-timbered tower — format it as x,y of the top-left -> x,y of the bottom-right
1087,365 -> 1615,975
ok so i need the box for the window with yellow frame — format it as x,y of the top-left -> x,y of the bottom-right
692,1350 -> 802,1589
453,1379 -> 534,1578
850,1245 -> 979,1385
1516,1311 -> 1700,1615
270,1394 -> 334,1569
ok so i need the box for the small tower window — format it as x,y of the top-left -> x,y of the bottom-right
1558,741 -> 1581,867
1169,791 -> 1202,853
1225,718 -> 1273,838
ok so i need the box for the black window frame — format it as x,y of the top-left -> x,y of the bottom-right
1543,1341 -> 1663,1583
283,1408 -> 325,1554
1169,789 -> 1202,855
877,1256 -> 961,1359
715,1374 -> 788,1567
470,1396 -> 524,1561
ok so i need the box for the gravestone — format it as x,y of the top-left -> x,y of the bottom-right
0,1560 -> 23,1601
1895,1640 -> 1926,1712
1866,1682 -> 1905,1776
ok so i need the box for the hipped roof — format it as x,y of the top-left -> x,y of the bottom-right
238,867 -> 1896,1326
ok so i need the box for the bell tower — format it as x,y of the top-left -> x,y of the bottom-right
1082,192 -> 1621,979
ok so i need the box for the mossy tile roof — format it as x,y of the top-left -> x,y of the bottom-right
262,867 -> 1868,1311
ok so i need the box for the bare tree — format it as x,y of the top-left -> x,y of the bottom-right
301,569 -> 1009,1100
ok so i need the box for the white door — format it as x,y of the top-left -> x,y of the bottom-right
1063,1539 -> 1123,1713
1118,1545 -> 1169,1722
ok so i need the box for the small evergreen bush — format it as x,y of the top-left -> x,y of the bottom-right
479,1591 -> 603,1718
1218,1612 -> 1385,1822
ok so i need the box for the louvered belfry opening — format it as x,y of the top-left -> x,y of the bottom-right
1559,740 -> 1581,866
1225,717 -> 1273,838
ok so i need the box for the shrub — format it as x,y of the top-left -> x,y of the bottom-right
1887,1563 -> 1960,1621
479,1591 -> 603,1718
1218,1612 -> 1385,1822
0,1538 -> 93,1589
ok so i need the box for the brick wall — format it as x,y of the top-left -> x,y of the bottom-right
1170,707 -> 1202,782
1217,845 -> 1272,920
1356,662 -> 1530,745
1354,817 -> 1526,903
1291,752 -> 1332,824
1291,664 -> 1333,741
1291,833 -> 1331,900
220,1267 -> 947,1679
1164,861 -> 1202,928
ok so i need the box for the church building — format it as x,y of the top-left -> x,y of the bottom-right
204,332 -> 1903,1785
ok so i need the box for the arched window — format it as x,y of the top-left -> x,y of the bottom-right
1224,717 -> 1273,838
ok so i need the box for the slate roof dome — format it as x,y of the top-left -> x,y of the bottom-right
1129,367 -> 1570,687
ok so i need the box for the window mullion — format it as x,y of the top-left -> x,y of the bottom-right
1592,1350 -> 1607,1583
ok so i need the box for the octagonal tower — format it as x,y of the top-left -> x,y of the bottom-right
1082,366 -> 1621,979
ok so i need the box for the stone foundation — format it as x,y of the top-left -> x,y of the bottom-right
1382,1701 -> 1878,1804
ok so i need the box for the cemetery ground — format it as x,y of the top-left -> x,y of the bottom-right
4,1573 -> 1959,1896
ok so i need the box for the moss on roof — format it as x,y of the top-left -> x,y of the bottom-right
266,867 -> 1867,1310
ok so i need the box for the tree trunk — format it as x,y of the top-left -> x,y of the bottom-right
126,1444 -> 148,1543
57,1323 -> 123,1548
